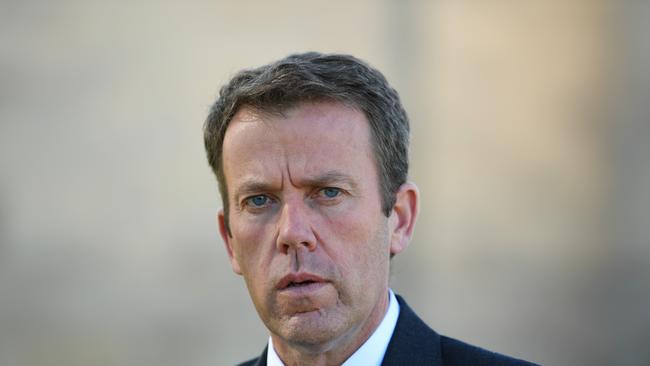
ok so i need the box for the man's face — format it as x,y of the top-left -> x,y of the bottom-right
219,101 -> 408,350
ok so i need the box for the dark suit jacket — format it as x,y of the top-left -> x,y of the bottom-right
238,295 -> 539,365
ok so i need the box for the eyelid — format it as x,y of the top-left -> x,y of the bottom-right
241,193 -> 274,208
315,186 -> 345,198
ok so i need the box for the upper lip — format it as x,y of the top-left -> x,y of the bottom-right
276,272 -> 327,290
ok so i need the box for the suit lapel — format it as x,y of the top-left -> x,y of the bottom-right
381,295 -> 443,365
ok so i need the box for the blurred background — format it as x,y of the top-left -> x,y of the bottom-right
1,0 -> 648,365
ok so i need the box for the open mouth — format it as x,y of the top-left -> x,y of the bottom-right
277,273 -> 327,290
287,280 -> 317,288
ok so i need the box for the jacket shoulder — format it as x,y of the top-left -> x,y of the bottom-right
385,295 -> 538,365
441,335 -> 539,366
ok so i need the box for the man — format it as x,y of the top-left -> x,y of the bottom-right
204,52 -> 537,365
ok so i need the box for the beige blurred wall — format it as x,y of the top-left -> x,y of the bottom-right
1,1 -> 647,365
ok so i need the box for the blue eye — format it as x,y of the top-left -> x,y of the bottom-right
322,188 -> 340,198
247,195 -> 269,207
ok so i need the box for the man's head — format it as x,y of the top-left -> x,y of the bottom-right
204,52 -> 418,362
204,52 -> 410,235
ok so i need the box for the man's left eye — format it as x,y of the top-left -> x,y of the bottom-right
320,187 -> 341,198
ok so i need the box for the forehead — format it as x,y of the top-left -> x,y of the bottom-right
221,101 -> 377,191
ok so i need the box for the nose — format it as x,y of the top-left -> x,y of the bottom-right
276,200 -> 317,254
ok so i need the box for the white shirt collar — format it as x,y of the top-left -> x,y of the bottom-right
267,289 -> 400,366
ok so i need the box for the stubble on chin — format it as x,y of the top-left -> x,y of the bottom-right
270,301 -> 355,350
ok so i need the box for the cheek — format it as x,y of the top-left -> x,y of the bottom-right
232,222 -> 278,313
230,218 -> 276,277
322,206 -> 390,276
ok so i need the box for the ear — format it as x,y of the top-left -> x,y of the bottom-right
218,209 -> 242,275
388,182 -> 419,256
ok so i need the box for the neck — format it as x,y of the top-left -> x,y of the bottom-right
272,289 -> 390,366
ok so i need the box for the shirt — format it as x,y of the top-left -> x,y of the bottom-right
267,289 -> 400,366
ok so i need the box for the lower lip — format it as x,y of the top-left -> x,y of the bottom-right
279,282 -> 328,297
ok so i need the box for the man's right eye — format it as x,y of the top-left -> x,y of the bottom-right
244,195 -> 271,208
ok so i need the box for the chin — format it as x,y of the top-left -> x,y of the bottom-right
274,310 -> 347,347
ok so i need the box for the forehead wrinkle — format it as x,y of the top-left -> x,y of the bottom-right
285,162 -> 294,188
282,143 -> 309,190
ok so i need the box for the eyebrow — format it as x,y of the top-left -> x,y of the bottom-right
232,180 -> 276,201
232,171 -> 358,200
301,171 -> 358,190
